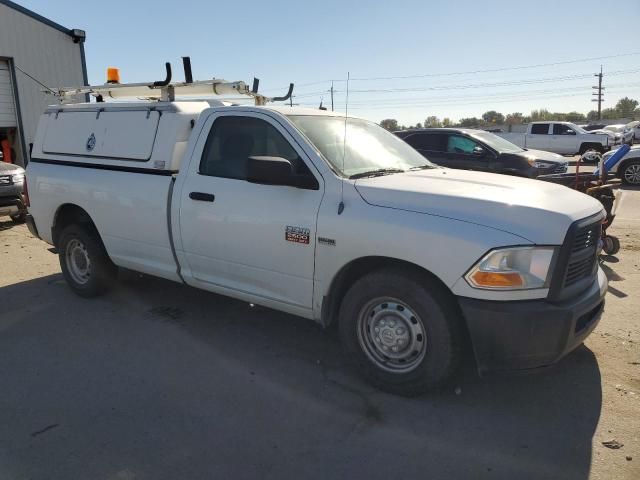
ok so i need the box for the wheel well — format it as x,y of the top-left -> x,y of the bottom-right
579,142 -> 604,154
321,256 -> 455,328
51,204 -> 98,247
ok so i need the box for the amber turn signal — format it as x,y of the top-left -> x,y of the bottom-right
469,271 -> 524,288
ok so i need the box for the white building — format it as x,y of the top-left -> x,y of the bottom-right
0,0 -> 87,166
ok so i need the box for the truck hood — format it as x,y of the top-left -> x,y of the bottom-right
354,168 -> 603,244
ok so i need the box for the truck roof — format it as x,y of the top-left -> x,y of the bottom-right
46,101 -> 350,118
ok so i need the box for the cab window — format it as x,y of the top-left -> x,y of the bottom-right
447,135 -> 481,154
200,116 -> 313,180
404,133 -> 446,152
530,124 -> 550,135
553,124 -> 576,135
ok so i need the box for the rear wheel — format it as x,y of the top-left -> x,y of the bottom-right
338,269 -> 462,396
58,224 -> 117,297
621,160 -> 640,185
579,143 -> 604,155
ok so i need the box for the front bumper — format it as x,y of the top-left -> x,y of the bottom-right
460,267 -> 607,374
0,195 -> 25,217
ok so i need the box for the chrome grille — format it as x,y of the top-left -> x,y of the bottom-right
0,175 -> 12,185
552,163 -> 568,174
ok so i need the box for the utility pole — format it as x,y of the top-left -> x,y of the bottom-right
592,66 -> 604,120
330,81 -> 334,112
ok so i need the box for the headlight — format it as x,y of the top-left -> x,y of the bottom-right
465,246 -> 558,290
527,159 -> 555,168
12,173 -> 24,183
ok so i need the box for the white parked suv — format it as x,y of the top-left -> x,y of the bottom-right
24,84 -> 608,395
602,145 -> 640,185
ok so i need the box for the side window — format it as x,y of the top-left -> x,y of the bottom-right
404,133 -> 446,151
199,116 -> 312,179
447,135 -> 481,154
553,124 -> 575,135
530,124 -> 550,135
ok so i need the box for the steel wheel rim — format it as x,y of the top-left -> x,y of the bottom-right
65,238 -> 91,285
356,297 -> 427,373
624,164 -> 640,184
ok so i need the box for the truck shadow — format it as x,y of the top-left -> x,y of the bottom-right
0,219 -> 18,231
0,272 -> 602,480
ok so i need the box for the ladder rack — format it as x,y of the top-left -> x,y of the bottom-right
46,57 -> 294,106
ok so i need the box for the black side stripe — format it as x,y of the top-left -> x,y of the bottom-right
29,157 -> 177,176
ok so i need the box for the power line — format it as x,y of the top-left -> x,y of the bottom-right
260,51 -> 640,92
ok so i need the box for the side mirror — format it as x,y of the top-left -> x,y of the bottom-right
247,156 -> 318,189
472,146 -> 486,156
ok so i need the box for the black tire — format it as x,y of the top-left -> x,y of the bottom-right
10,213 -> 26,224
338,268 -> 462,396
602,236 -> 620,256
620,159 -> 640,186
579,143 -> 604,155
58,224 -> 117,297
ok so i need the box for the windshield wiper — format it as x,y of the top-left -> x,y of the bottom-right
408,164 -> 436,171
349,168 -> 405,179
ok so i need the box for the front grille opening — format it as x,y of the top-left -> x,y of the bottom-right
575,302 -> 603,333
564,256 -> 596,287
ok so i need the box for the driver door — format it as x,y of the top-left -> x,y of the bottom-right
442,134 -> 492,172
177,112 -> 323,310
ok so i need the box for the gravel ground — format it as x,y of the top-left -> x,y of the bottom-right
0,187 -> 638,480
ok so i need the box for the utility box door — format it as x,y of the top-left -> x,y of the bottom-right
42,110 -> 160,161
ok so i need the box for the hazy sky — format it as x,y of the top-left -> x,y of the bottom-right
19,0 -> 640,124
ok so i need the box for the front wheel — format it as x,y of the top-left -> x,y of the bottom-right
58,224 -> 117,297
338,269 -> 462,396
602,236 -> 621,255
621,160 -> 640,185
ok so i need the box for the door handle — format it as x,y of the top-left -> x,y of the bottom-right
189,192 -> 215,202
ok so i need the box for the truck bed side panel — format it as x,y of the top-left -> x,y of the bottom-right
27,162 -> 180,282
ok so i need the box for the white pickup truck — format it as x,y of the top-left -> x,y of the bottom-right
497,121 -> 610,155
25,95 -> 608,395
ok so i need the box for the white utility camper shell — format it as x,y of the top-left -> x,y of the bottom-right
34,101 -> 224,172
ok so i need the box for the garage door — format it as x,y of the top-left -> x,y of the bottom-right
0,60 -> 17,128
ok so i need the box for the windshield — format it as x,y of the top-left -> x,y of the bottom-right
288,115 -> 433,177
468,131 -> 524,154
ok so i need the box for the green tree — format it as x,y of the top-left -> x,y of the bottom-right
424,116 -> 442,127
615,97 -> 639,118
601,108 -> 618,120
442,117 -> 452,127
415,122 -> 423,129
482,110 -> 505,124
380,119 -> 399,131
458,117 -> 482,127
565,111 -> 586,122
587,110 -> 599,121
530,109 -> 552,121
505,112 -> 524,125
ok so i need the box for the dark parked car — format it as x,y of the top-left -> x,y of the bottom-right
394,128 -> 568,178
0,161 -> 27,223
